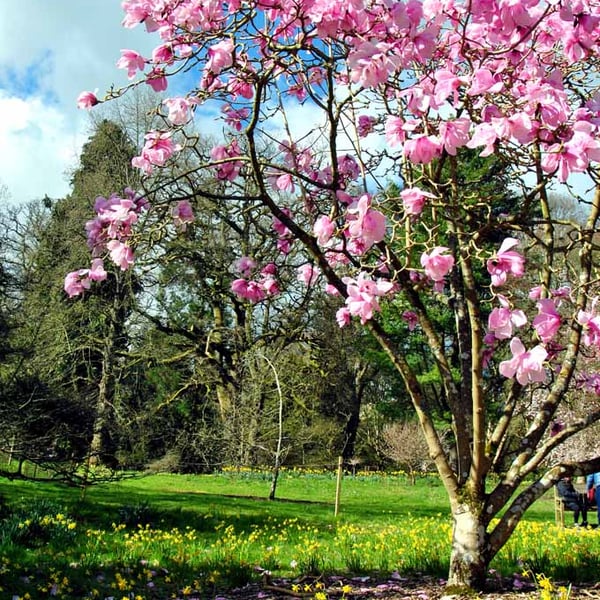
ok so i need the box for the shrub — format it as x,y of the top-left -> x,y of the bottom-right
145,450 -> 181,474
117,500 -> 159,527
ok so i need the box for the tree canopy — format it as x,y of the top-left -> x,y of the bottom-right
69,0 -> 600,590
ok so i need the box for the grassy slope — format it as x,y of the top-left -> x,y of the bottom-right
0,471 -> 556,529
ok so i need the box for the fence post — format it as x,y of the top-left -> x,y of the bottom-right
334,456 -> 343,517
7,434 -> 15,467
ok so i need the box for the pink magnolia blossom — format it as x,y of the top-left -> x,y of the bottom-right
89,258 -> 108,282
270,173 -> 295,193
402,310 -> 419,331
401,85 -> 432,115
466,122 -> 498,157
358,115 -> 377,137
77,91 -> 99,110
121,0 -> 151,28
64,269 -> 90,298
163,97 -> 195,125
551,286 -> 572,302
336,191 -> 354,205
117,49 -> 146,78
234,256 -> 256,277
206,39 -> 234,74
403,135 -> 442,164
277,238 -> 292,254
578,372 -> 600,396
222,105 -> 250,130
227,75 -> 254,100
314,215 -> 335,246
384,115 -> 405,147
508,112 -> 537,145
152,43 -> 174,64
467,68 -> 503,96
487,295 -> 527,340
577,300 -> 600,348
338,154 -> 360,183
482,333 -> 498,369
342,272 -> 394,325
107,240 -> 135,270
260,263 -> 277,276
85,190 -> 146,254
297,264 -> 320,286
64,269 -> 92,297
438,118 -> 471,156
132,131 -> 181,174
273,208 -> 292,237
528,286 -> 543,300
325,283 -> 341,296
499,337 -> 548,386
541,126 -> 600,182
231,270 -> 280,303
145,68 -> 168,92
434,68 -> 467,106
336,306 -> 351,327
346,195 -> 386,251
231,279 -> 265,303
171,200 -> 195,230
63,259 -> 107,297
400,187 -> 435,216
325,248 -> 349,268
420,247 -> 454,282
347,40 -> 400,88
210,140 -> 243,181
260,275 -> 279,296
121,0 -> 160,30
487,238 -> 525,286
532,298 -> 561,342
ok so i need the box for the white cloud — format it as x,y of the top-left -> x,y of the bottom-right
0,92 -> 84,202
0,0 -> 156,204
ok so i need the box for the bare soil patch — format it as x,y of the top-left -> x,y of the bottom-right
221,574 -> 600,599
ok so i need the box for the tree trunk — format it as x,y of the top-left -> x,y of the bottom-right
210,303 -> 235,422
215,382 -> 234,421
342,363 -> 368,461
446,506 -> 490,591
89,338 -> 113,466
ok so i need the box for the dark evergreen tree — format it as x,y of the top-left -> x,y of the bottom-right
0,120 -> 140,481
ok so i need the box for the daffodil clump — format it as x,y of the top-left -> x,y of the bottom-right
522,570 -> 571,600
2,496 -> 600,599
219,464 -> 436,483
497,520 -> 600,580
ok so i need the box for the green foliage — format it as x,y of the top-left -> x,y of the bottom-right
70,119 -> 139,197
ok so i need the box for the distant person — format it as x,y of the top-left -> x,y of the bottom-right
586,472 -> 600,525
556,476 -> 588,526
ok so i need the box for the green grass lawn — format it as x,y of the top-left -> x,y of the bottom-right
0,469 -> 590,599
1,470 -> 461,529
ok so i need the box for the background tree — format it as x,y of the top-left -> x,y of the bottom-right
382,420 -> 434,485
0,199 -> 94,481
0,119 -> 141,481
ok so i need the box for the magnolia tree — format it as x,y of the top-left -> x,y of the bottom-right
68,0 -> 600,590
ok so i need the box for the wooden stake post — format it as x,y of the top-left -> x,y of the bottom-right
334,456 -> 343,516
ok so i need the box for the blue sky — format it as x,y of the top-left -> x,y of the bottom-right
0,1 -> 155,204
0,0 -> 321,206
